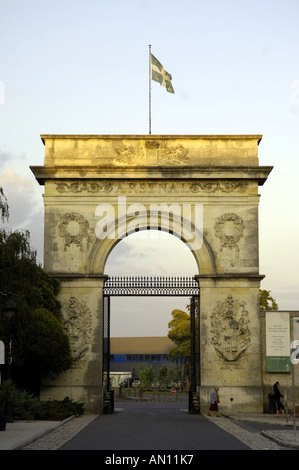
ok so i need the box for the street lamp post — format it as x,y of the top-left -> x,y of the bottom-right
2,292 -> 18,422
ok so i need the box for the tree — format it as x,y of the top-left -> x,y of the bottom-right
259,289 -> 278,311
168,309 -> 191,361
19,307 -> 73,393
157,365 -> 168,389
167,308 -> 197,385
167,366 -> 181,388
139,366 -> 156,389
0,187 -> 9,222
0,227 -> 72,394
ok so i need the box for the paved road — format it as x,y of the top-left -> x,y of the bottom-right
58,402 -> 251,450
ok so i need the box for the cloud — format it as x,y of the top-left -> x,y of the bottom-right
110,296 -> 190,337
105,231 -> 198,277
0,150 -> 27,169
0,167 -> 44,261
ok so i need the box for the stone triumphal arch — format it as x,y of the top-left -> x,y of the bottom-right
31,134 -> 272,413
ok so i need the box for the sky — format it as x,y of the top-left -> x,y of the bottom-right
0,0 -> 299,336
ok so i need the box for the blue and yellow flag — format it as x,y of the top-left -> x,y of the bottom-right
151,54 -> 175,94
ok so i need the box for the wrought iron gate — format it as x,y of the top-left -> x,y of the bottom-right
102,276 -> 200,414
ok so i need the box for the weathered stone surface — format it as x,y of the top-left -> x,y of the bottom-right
31,134 -> 272,413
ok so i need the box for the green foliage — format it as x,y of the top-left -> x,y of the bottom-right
157,365 -> 168,388
259,289 -> 278,311
0,380 -> 84,420
0,229 -> 61,319
0,378 -> 14,414
168,301 -> 199,362
11,387 -> 41,420
23,308 -> 73,376
34,397 -> 84,420
139,366 -> 156,388
0,228 -> 72,393
167,366 -> 181,386
168,309 -> 192,362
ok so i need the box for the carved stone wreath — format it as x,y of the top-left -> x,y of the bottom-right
62,296 -> 93,368
210,295 -> 251,366
214,213 -> 245,251
58,212 -> 89,250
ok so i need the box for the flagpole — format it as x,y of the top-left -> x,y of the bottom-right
149,44 -> 152,135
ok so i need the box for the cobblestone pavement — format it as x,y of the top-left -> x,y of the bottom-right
205,416 -> 283,450
227,413 -> 299,449
261,429 -> 299,449
19,411 -> 299,451
21,414 -> 98,450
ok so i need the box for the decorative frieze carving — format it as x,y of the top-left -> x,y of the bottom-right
114,143 -> 145,165
56,181 -> 114,193
113,141 -> 189,166
145,141 -> 160,150
62,296 -> 93,368
58,212 -> 89,250
214,213 -> 245,251
189,181 -> 248,193
157,142 -> 189,165
55,180 -> 249,195
210,295 -> 251,366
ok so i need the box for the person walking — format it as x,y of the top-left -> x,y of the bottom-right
208,387 -> 220,416
273,382 -> 285,417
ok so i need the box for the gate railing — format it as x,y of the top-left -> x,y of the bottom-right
102,276 -> 200,414
103,276 -> 199,296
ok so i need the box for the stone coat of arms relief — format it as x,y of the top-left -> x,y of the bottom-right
62,296 -> 93,369
210,295 -> 251,367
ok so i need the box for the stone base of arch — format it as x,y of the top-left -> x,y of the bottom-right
38,273 -> 265,414
197,274 -> 264,414
39,276 -> 106,413
200,386 -> 263,414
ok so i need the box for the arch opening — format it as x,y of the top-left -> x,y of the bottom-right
105,229 -> 198,338
102,229 -> 200,411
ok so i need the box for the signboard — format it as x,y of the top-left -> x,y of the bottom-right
266,311 -> 290,373
293,318 -> 299,341
0,341 -> 4,365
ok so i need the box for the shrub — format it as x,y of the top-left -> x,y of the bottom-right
35,397 -> 84,420
11,388 -> 41,420
6,381 -> 84,420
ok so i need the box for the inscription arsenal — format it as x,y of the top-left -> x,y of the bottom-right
55,180 -> 249,194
